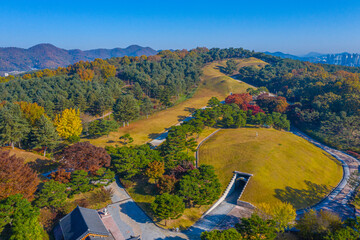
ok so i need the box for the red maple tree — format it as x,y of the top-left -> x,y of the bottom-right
0,151 -> 39,200
61,142 -> 111,173
225,93 -> 253,110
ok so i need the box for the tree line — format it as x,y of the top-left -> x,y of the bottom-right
238,58 -> 360,153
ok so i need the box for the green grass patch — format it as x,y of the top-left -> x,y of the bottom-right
198,128 -> 343,209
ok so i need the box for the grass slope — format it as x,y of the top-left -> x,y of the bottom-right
88,57 -> 266,147
198,128 -> 343,209
0,147 -> 58,174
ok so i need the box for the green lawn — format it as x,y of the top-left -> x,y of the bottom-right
198,128 -> 343,209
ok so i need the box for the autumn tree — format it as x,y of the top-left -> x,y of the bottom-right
113,95 -> 140,127
256,94 -> 289,113
151,193 -> 185,226
145,161 -> 165,183
225,93 -> 253,110
255,202 -> 296,232
61,142 -> 111,173
15,101 -> 46,125
100,64 -> 116,80
54,108 -> 83,139
157,175 -> 177,194
0,151 -> 38,200
77,68 -> 95,81
296,209 -> 342,240
50,168 -> 71,183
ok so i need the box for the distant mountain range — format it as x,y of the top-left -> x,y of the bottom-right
264,51 -> 360,67
0,43 -> 157,75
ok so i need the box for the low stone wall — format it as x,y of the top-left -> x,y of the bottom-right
202,171 -> 253,217
202,172 -> 238,217
196,129 -> 221,167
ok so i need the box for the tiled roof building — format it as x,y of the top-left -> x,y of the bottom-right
55,206 -> 112,240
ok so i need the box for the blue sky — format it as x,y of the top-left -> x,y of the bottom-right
1,0 -> 360,54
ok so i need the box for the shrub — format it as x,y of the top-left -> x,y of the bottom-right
157,175 -> 177,194
89,188 -> 114,206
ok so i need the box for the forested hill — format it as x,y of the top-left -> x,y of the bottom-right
1,47 -> 360,154
237,58 -> 360,153
0,48 -> 274,115
0,43 -> 157,75
265,51 -> 360,67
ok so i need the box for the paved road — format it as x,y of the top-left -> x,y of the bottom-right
107,178 -> 189,240
107,177 -> 242,240
292,129 -> 359,219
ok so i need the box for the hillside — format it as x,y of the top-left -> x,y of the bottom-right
87,57 -> 266,147
265,51 -> 360,67
0,43 -> 157,75
198,128 -> 343,209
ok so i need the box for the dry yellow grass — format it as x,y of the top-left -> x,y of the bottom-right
198,128 -> 343,209
0,147 -> 48,163
0,147 -> 59,174
87,58 -> 266,147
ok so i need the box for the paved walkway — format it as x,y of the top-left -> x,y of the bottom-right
292,129 -> 359,219
185,188 -> 245,238
107,177 -> 244,239
107,178 -> 189,240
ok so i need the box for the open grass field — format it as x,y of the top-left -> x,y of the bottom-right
198,128 -> 343,209
87,57 -> 266,147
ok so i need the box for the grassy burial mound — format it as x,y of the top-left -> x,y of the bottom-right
88,58 -> 266,147
198,128 -> 343,209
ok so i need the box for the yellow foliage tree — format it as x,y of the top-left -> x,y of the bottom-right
255,202 -> 296,232
16,101 -> 46,125
100,65 -> 116,81
54,108 -> 83,139
77,68 -> 95,81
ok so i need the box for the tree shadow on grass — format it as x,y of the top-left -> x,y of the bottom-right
274,180 -> 332,209
214,65 -> 227,74
184,107 -> 197,113
178,115 -> 188,121
26,158 -> 60,174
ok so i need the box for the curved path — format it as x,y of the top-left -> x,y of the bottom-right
108,103 -> 360,239
291,129 -> 359,219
